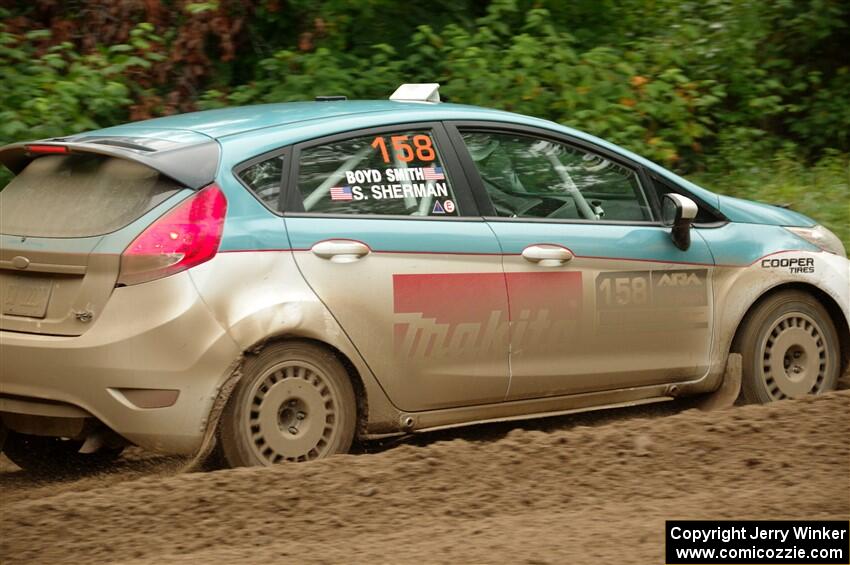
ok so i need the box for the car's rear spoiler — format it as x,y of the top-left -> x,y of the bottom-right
0,137 -> 221,189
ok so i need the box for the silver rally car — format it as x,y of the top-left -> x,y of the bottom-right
0,84 -> 847,470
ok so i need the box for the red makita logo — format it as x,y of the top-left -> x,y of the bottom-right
392,272 -> 581,358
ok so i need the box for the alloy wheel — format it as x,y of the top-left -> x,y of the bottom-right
245,361 -> 338,464
760,312 -> 830,400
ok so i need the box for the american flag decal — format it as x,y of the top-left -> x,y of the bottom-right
330,185 -> 353,201
422,166 -> 445,181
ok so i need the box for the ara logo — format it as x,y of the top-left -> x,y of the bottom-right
656,272 -> 704,287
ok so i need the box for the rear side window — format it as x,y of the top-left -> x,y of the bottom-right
236,154 -> 284,211
296,130 -> 460,216
0,154 -> 181,238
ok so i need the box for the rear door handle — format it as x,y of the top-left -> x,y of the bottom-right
521,245 -> 573,267
311,240 -> 371,263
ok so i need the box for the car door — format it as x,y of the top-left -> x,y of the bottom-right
447,123 -> 716,400
283,123 -> 510,412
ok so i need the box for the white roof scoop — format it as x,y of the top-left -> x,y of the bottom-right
389,83 -> 441,103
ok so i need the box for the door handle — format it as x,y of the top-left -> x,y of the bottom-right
311,240 -> 371,263
521,245 -> 573,267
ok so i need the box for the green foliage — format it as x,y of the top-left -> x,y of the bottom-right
4,0 -> 849,165
185,2 -> 220,15
0,22 -> 163,143
201,1 -> 725,168
695,150 -> 850,248
195,0 -> 850,172
1,0 -> 848,239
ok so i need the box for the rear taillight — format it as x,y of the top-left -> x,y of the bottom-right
26,144 -> 69,154
117,183 -> 227,286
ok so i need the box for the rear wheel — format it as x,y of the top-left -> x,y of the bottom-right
220,341 -> 357,467
735,290 -> 840,403
2,431 -> 123,474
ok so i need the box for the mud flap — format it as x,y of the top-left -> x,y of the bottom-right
181,367 -> 243,473
696,353 -> 742,411
0,419 -> 6,453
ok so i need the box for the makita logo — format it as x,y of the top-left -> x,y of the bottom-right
656,272 -> 704,287
394,309 -> 584,359
392,272 -> 582,359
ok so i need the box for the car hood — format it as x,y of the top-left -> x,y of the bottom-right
717,195 -> 817,227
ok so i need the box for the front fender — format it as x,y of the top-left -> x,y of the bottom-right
709,250 -> 848,390
677,224 -> 848,396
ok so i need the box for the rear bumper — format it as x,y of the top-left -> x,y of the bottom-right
0,272 -> 241,455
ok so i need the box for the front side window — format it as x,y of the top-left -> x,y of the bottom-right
460,131 -> 652,221
296,129 -> 460,216
237,154 -> 284,211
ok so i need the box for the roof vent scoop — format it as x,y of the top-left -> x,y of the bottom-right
389,83 -> 441,103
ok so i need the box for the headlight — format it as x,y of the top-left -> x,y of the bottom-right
785,225 -> 847,257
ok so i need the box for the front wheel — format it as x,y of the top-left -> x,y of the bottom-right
220,341 -> 357,467
735,290 -> 841,403
3,431 -> 124,474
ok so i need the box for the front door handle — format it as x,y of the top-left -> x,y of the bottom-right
521,244 -> 573,267
311,240 -> 371,263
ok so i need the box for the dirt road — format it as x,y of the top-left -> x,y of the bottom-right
1,391 -> 848,564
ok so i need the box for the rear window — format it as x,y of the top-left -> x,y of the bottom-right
0,154 -> 181,238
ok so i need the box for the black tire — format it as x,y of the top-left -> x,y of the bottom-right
3,431 -> 123,474
220,341 -> 357,467
734,290 -> 841,404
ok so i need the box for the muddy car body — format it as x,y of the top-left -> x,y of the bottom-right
1,84 -> 848,469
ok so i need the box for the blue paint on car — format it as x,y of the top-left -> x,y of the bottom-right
697,223 -> 820,266
717,194 -> 817,227
79,101 -> 813,228
14,100 -> 828,262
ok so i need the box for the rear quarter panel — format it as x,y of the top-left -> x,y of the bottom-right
187,171 -> 402,434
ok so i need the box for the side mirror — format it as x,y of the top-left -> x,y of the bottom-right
662,194 -> 698,251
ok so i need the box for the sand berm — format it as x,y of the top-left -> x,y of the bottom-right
1,391 -> 848,564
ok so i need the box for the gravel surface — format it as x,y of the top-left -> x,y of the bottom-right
1,388 -> 848,564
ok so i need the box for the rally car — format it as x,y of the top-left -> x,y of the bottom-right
0,84 -> 847,471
